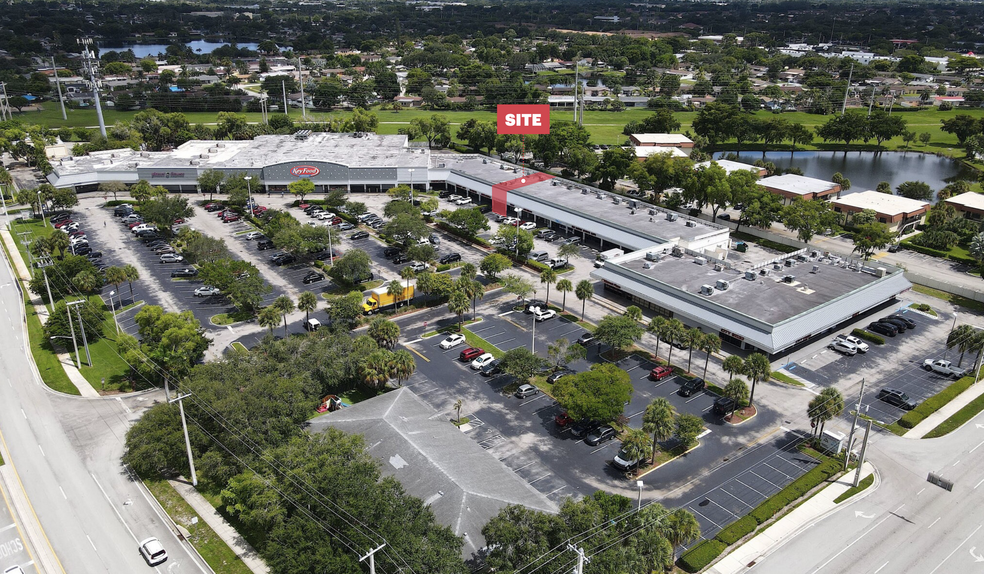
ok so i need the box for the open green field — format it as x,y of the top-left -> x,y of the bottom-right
15,105 -> 984,157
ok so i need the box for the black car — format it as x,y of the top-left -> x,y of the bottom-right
867,322 -> 898,337
85,251 -> 103,260
439,252 -> 462,265
713,396 -> 737,416
392,253 -> 410,264
257,240 -> 275,250
877,388 -> 917,410
679,377 -> 706,397
524,299 -> 547,313
302,271 -> 325,284
479,359 -> 502,377
570,421 -> 600,438
584,425 -> 617,446
478,204 -> 492,213
878,317 -> 907,332
72,245 -> 91,256
272,254 -> 296,266
888,314 -> 917,329
170,267 -> 198,278
383,246 -> 402,258
51,212 -> 72,223
547,368 -> 576,384
350,231 -> 370,240
113,206 -> 133,217
136,230 -> 160,240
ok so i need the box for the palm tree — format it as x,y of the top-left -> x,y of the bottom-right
619,429 -> 652,474
624,305 -> 643,322
722,355 -> 745,383
642,398 -> 675,464
648,316 -> 668,361
122,264 -> 139,304
389,349 -> 416,386
664,509 -> 701,550
460,262 -> 477,280
700,333 -> 722,381
400,266 -> 416,303
724,378 -> 750,418
362,349 -> 392,390
297,291 -> 318,323
387,279 -> 405,308
743,352 -> 772,407
683,328 -> 703,373
949,324 -> 977,366
558,241 -> 581,266
448,290 -> 469,331
453,398 -> 463,425
48,230 -> 70,259
539,268 -> 558,307
816,387 -> 844,437
808,395 -> 825,438
663,319 -> 684,367
575,279 -> 593,321
273,294 -> 294,338
258,306 -> 280,335
556,279 -> 573,311
72,270 -> 101,293
368,317 -> 400,350
970,233 -> 984,277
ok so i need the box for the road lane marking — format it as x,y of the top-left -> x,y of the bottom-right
953,460 -> 961,466
928,523 -> 982,574
970,439 -> 984,454
20,409 -> 25,419
917,488 -> 926,496
37,445 -> 44,457
405,346 -> 430,363
873,561 -> 889,574
812,514 -> 892,573
59,487 -> 67,500
928,517 -> 941,529
86,535 -> 96,551
974,477 -> 984,490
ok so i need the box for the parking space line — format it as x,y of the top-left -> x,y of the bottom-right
734,478 -> 766,498
688,507 -> 726,531
589,443 -> 617,455
749,470 -> 782,490
405,346 -> 430,363
498,310 -> 515,317
513,461 -> 537,472
554,327 -> 582,339
719,488 -> 754,509
528,474 -> 552,485
685,392 -> 706,403
706,496 -> 741,520
545,485 -> 569,497
520,395 -> 547,406
470,325 -> 497,334
495,337 -> 517,347
625,409 -> 646,420
505,319 -> 528,331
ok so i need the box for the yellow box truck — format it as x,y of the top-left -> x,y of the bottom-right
362,284 -> 414,314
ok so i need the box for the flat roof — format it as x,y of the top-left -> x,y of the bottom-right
631,133 -> 694,145
634,146 -> 689,158
945,191 -> 984,211
831,190 -> 929,215
695,159 -> 766,175
50,148 -> 170,177
760,174 -> 838,196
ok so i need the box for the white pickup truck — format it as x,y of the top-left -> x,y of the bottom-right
923,359 -> 967,379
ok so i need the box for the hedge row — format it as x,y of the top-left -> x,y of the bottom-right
750,458 -> 842,523
851,328 -> 885,345
678,540 -> 727,573
714,515 -> 758,545
924,389 -> 984,438
896,374 -> 975,429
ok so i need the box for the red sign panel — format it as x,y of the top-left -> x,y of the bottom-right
496,105 -> 550,134
291,165 -> 320,178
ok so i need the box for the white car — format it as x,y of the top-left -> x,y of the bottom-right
138,537 -> 168,566
835,334 -> 869,353
533,308 -> 557,322
446,194 -> 463,202
131,223 -> 154,234
828,339 -> 857,356
489,236 -> 505,245
454,197 -> 473,206
160,253 -> 184,263
502,217 -> 520,226
316,211 -> 336,220
245,231 -> 264,240
194,286 -> 220,297
470,353 -> 495,370
518,221 -> 536,230
439,333 -> 466,349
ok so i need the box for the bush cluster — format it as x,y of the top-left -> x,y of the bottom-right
678,540 -> 728,573
924,391 -> 984,438
851,328 -> 885,345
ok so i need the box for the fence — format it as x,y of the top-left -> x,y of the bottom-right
905,271 -> 984,303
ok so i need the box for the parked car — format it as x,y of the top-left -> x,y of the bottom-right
338,222 -> 355,231
548,258 -> 567,270
272,253 -> 296,266
555,412 -> 574,427
245,231 -> 264,240
383,246 -> 402,258
679,377 -> 705,397
649,366 -> 674,381
835,334 -> 869,353
524,299 -> 547,313
155,246 -> 175,255
536,229 -> 556,239
203,203 -> 224,212
350,231 -> 370,240
53,219 -> 74,229
170,267 -> 198,278
392,252 -> 410,264
888,314 -> 917,329
878,316 -> 908,332
439,252 -> 461,265
304,318 -> 321,331
528,250 -> 549,263
515,383 -> 540,398
519,221 -> 536,231
194,286 -> 220,297
470,353 -> 496,370
138,537 -> 168,566
713,396 -> 737,416
85,251 -> 103,260
612,447 -> 641,471
533,308 -> 556,321
160,253 -> 184,263
112,205 -> 133,217
877,388 -> 917,410
828,339 -> 858,356
302,271 -> 325,284
547,368 -> 576,384
454,197 -> 473,206
71,245 -> 91,256
584,425 -> 616,446
479,359 -> 502,377
439,334 -> 466,349
257,240 -> 275,250
407,261 -> 428,272
459,347 -> 485,362
923,359 -> 967,379
570,420 -> 599,438
222,213 -> 241,223
561,237 -> 581,246
577,332 -> 596,346
867,322 -> 898,337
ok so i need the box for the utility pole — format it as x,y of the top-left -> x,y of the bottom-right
853,419 -> 872,487
41,265 -> 54,315
566,543 -> 590,574
68,300 -> 91,367
573,59 -> 579,124
65,300 -> 81,369
165,378 -> 198,486
0,82 -> 11,121
359,544 -> 386,574
840,62 -> 853,116
844,377 -> 865,471
281,80 -> 288,116
78,38 -> 106,137
52,57 -> 67,121
297,58 -> 306,120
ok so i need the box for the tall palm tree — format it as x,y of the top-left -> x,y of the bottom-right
72,270 -> 101,293
460,262 -> 477,280
448,290 -> 469,331
700,333 -> 722,381
297,291 -> 318,323
743,352 -> 772,407
363,349 -> 393,390
453,399 -> 463,425
575,279 -> 593,321
368,317 -> 400,350
555,279 -> 573,311
389,349 -> 416,386
387,279 -> 405,308
539,268 -> 558,307
816,387 -> 844,437
624,305 -> 643,322
683,328 -> 703,373
648,316 -> 668,361
642,397 -> 675,465
663,319 -> 684,367
400,266 -> 416,304
273,295 -> 294,338
949,324 -> 977,366
258,306 -> 280,335
663,508 -> 701,550
48,230 -> 70,259
122,264 -> 139,304
722,355 -> 745,383
619,429 -> 652,474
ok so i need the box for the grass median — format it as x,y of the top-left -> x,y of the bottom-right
924,390 -> 984,438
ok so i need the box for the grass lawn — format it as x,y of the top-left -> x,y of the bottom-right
771,371 -> 805,387
834,473 -> 875,504
912,284 -> 984,314
25,290 -> 78,395
230,342 -> 248,353
210,310 -> 252,326
924,390 -> 984,438
462,324 -> 505,357
76,322 -> 132,393
143,478 -> 254,574
338,386 -> 382,405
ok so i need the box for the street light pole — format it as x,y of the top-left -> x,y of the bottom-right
108,290 -> 120,334
244,176 -> 252,209
65,303 -> 81,369
943,312 -> 958,361
408,168 -> 414,205
37,190 -> 46,227
636,480 -> 644,511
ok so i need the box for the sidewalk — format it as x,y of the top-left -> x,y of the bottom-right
168,479 -> 270,574
905,380 -> 984,439
707,462 -> 876,574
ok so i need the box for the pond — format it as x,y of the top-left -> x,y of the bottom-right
716,150 -> 977,196
99,40 -> 261,59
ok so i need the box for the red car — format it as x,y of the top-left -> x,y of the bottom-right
329,216 -> 343,225
649,365 -> 674,381
127,221 -> 144,229
223,214 -> 241,223
458,347 -> 484,362
298,203 -> 311,210
173,218 -> 186,224
555,412 -> 573,427
203,203 -> 223,212
53,219 -> 74,228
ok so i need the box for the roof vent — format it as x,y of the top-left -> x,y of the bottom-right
581,188 -> 589,195
744,271 -> 757,281
715,279 -> 730,291
482,158 -> 487,164
671,247 -> 683,257
208,147 -> 218,153
700,284 -> 714,296
773,263 -> 782,270
648,208 -> 656,216
630,208 -> 636,215
628,199 -> 637,208
811,250 -> 820,258
199,153 -> 209,159
783,275 -> 795,283
646,251 -> 661,261
613,197 -> 621,204
643,261 -> 654,269
713,263 -> 723,271
785,259 -> 795,267
552,180 -> 558,186
685,220 -> 696,227
216,142 -> 225,148
811,265 -> 820,274
759,269 -> 768,276
666,213 -> 678,222
694,257 -> 707,265
876,267 -> 887,278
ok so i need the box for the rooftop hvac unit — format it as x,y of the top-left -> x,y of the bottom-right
581,188 -> 589,194
482,158 -> 487,164
208,147 -> 218,153
715,279 -> 730,291
713,263 -> 723,271
643,262 -> 654,269
649,209 -> 656,216
111,153 -> 120,158
667,213 -> 678,222
694,257 -> 707,265
645,251 -> 661,261
500,164 -> 506,170
630,208 -> 637,215
785,259 -> 795,267
798,253 -> 809,261
759,269 -> 768,276
596,193 -> 606,200
671,247 -> 683,257
438,163 -> 445,168
685,220 -> 697,227
810,250 -> 820,258
216,143 -> 225,148
552,180 -> 558,186
613,197 -> 621,204
773,263 -> 781,270
700,285 -> 714,296
745,271 -> 757,281
190,160 -> 200,165
628,200 -> 637,208
876,267 -> 887,278
811,265 -> 820,274
140,152 -> 149,157
783,275 -> 795,283
200,153 -> 209,159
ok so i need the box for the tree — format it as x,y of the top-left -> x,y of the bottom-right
480,253 -> 511,280
782,199 -> 838,243
383,213 -> 430,243
368,317 -> 400,350
743,352 -> 771,407
896,181 -> 933,201
498,347 -> 548,380
140,195 -> 193,236
699,333 -> 722,380
852,222 -> 894,260
665,509 -> 702,549
539,269 -> 558,307
44,298 -> 106,343
48,230 -> 70,259
457,277 -> 483,320
258,306 -> 280,335
815,387 -> 844,437
557,241 -> 582,265
72,269 -> 101,293
876,181 -> 893,194
122,264 -> 139,303
326,291 -> 364,326
273,295 -> 294,338
681,328 -> 703,373
297,291 -> 318,324
592,147 -> 635,191
553,363 -> 634,423
674,414 -> 704,448
387,279 -> 406,309
619,429 -> 652,473
198,169 -> 224,200
389,349 -> 416,386
555,279 -> 573,312
723,378 -> 750,418
624,306 -> 643,322
547,338 -> 586,368
642,397 -> 675,464
971,233 -> 984,278
500,274 -> 535,302
444,208 -> 489,237
575,280 -> 593,320
722,355 -> 744,384
327,249 -> 372,286
288,178 -> 315,202
51,187 -> 79,210
662,319 -> 684,367
595,315 -> 645,353
447,290 -> 469,331
815,111 -> 869,147
692,102 -> 740,146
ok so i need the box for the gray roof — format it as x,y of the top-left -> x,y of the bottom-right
307,387 -> 558,558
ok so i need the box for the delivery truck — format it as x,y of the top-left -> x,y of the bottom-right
362,284 -> 415,314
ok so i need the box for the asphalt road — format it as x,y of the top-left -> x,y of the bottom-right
0,247 -> 209,573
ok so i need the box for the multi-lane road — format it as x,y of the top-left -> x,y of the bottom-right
0,247 -> 210,574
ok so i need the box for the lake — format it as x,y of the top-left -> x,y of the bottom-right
99,40 -> 261,59
715,150 -> 976,195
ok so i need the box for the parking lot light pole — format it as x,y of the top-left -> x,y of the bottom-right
844,377 -> 865,471
244,176 -> 252,209
943,312 -> 958,362
108,290 -> 120,334
37,190 -> 46,227
636,480 -> 644,511
408,168 -> 414,205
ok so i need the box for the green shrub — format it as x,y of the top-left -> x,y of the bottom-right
104,199 -> 132,207
678,540 -> 727,573
750,459 -> 841,523
715,515 -> 758,545
900,241 -> 948,259
525,259 -> 551,273
435,222 -> 489,247
896,375 -> 974,428
851,328 -> 884,345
